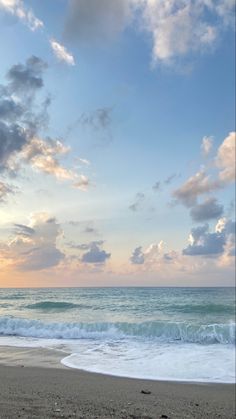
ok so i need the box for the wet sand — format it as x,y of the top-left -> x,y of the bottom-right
0,346 -> 235,418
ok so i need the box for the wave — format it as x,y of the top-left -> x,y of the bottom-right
25,301 -> 83,311
0,316 -> 235,344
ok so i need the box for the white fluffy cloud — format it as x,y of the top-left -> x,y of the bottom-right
216,131 -> 235,184
173,131 -> 235,208
136,0 -> 218,64
130,241 -> 164,265
183,218 -> 235,257
50,39 -> 75,66
0,213 -> 64,271
0,0 -> 43,30
64,0 -> 234,66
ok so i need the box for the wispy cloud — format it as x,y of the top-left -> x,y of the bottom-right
50,39 -> 75,66
0,0 -> 43,31
129,192 -> 145,212
0,181 -> 14,203
73,175 -> 90,191
201,136 -> 214,157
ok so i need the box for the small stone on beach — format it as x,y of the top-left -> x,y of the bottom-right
141,389 -> 151,394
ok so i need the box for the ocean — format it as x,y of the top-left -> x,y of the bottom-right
0,287 -> 235,383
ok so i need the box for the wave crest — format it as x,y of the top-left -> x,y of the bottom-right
0,316 -> 235,344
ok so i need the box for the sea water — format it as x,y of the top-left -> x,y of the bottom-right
0,287 -> 235,383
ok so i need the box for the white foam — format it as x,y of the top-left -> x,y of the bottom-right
0,316 -> 235,344
61,339 -> 236,383
0,334 -> 235,383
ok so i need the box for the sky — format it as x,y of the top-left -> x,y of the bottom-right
0,0 -> 235,287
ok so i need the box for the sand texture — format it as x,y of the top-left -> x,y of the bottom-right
0,347 -> 235,418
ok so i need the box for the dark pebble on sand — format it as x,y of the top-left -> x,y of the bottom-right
160,415 -> 168,418
141,389 -> 151,394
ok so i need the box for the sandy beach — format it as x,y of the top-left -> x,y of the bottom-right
0,346 -> 235,419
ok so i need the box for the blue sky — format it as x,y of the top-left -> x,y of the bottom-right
0,0 -> 235,287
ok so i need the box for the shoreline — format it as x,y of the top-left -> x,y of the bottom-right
0,346 -> 235,418
0,344 -> 235,385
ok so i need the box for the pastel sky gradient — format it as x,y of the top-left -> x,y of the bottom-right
0,0 -> 235,287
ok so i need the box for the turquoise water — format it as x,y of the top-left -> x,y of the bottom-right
0,287 -> 235,382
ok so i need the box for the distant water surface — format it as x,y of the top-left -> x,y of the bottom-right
0,287 -> 235,382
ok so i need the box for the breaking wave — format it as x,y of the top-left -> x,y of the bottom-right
0,316 -> 235,344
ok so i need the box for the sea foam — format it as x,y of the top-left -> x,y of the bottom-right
0,316 -> 235,344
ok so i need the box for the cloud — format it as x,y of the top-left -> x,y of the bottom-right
73,175 -> 90,191
135,0 -> 234,65
0,2 -> 76,67
82,244 -> 111,264
77,157 -> 91,166
67,240 -> 111,264
0,181 -> 14,203
0,57 -> 83,183
63,0 -> 234,66
173,132 -> 235,210
164,173 -> 179,185
190,197 -> 224,222
130,246 -> 145,264
201,135 -> 213,157
0,121 -> 28,172
216,218 -> 236,266
129,192 -> 145,211
14,223 -> 35,237
216,131 -> 235,184
183,218 -> 235,257
0,56 -> 47,172
80,107 -> 112,129
83,224 -> 98,235
64,0 -> 132,44
0,212 -> 64,271
50,39 -> 75,66
20,137 -> 74,180
78,107 -> 113,145
0,0 -> 43,31
173,169 -> 220,207
130,241 -> 164,265
6,56 -> 47,95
